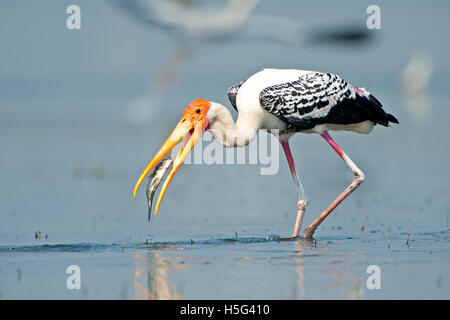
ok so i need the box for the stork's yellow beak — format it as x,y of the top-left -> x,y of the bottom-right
133,99 -> 211,215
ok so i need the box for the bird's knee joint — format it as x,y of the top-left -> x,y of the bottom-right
297,200 -> 308,210
356,171 -> 365,185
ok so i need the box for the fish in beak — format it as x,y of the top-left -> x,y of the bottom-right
146,158 -> 173,220
133,99 -> 211,215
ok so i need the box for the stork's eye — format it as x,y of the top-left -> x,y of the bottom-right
195,108 -> 201,114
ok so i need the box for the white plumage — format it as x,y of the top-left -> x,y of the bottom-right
228,68 -> 397,138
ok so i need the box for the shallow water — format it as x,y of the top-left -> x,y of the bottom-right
1,0 -> 450,299
2,229 -> 449,299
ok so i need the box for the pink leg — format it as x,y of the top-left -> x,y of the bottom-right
281,141 -> 308,237
302,131 -> 365,239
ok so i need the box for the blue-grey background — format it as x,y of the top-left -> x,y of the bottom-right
0,0 -> 449,299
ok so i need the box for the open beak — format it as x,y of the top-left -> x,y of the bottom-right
133,116 -> 209,215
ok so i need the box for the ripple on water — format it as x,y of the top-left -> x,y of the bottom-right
0,235 -> 318,254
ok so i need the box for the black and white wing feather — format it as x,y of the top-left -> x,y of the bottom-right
227,81 -> 245,111
259,72 -> 398,130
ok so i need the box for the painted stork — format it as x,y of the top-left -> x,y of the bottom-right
133,68 -> 399,239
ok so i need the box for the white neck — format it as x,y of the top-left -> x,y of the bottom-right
206,102 -> 261,147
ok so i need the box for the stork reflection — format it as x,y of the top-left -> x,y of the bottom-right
134,248 -> 186,299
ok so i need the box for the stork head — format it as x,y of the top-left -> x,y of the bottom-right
133,99 -> 212,215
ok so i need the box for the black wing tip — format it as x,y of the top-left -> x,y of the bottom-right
372,113 -> 399,127
367,94 -> 399,126
387,113 -> 399,124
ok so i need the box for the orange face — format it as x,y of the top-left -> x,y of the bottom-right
133,99 -> 211,215
182,98 -> 211,123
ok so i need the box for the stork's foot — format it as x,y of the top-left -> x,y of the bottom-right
302,226 -> 315,241
292,200 -> 307,237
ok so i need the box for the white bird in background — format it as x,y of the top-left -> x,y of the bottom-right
402,52 -> 433,119
111,0 -> 371,88
111,0 -> 372,125
133,68 -> 399,239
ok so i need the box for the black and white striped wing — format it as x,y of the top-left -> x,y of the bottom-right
227,81 -> 245,111
259,72 -> 398,130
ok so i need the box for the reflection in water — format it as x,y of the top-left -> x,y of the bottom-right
292,240 -> 365,299
131,237 -> 368,299
134,248 -> 186,299
293,240 -> 305,299
330,269 -> 363,300
326,249 -> 365,300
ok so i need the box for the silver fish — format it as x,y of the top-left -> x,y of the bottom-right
146,158 -> 173,220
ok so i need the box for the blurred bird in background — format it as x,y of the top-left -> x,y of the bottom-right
109,0 -> 373,123
402,52 -> 433,120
